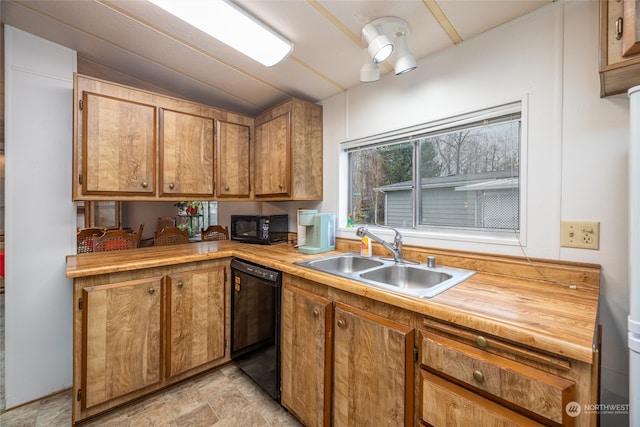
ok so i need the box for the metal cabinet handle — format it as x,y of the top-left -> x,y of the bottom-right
476,335 -> 488,348
141,181 -> 148,188
225,185 -> 230,191
169,183 -> 175,189
313,309 -> 319,318
473,370 -> 485,383
177,281 -> 184,289
148,287 -> 156,295
337,319 -> 345,328
616,17 -> 623,40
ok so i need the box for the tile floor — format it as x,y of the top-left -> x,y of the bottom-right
0,363 -> 303,426
0,293 -> 302,426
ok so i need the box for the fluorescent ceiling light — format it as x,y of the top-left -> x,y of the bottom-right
149,0 -> 293,67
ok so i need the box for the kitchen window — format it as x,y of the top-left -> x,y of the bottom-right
345,102 -> 521,235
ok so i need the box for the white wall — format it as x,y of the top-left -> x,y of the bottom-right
4,26 -> 76,407
321,1 -> 629,424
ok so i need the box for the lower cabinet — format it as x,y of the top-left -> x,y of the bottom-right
421,371 -> 544,426
73,260 -> 229,424
281,285 -> 332,427
419,317 -> 597,427
282,278 -> 598,427
81,276 -> 163,409
166,267 -> 226,377
281,280 -> 414,427
333,302 -> 414,426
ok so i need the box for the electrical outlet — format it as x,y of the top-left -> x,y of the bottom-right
560,221 -> 600,250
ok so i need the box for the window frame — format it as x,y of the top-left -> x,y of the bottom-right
341,100 -> 527,247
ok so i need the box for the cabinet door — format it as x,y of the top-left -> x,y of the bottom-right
83,92 -> 156,195
623,0 -> 640,57
281,285 -> 332,427
421,371 -> 544,427
217,120 -> 250,198
333,302 -> 414,427
254,112 -> 291,197
160,109 -> 214,197
600,0 -> 640,95
166,266 -> 226,377
81,276 -> 163,409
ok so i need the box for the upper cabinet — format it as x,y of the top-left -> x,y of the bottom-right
74,75 -> 322,201
254,98 -> 323,200
216,120 -> 251,199
599,0 -> 640,96
159,109 -> 214,197
73,74 -> 253,201
81,91 -> 156,196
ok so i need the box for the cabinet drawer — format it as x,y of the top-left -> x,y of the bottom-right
421,370 -> 544,427
422,317 -> 571,371
421,330 -> 575,425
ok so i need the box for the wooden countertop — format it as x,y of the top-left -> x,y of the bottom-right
66,240 -> 600,364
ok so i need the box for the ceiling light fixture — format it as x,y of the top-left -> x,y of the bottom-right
393,33 -> 417,75
148,0 -> 293,67
360,17 -> 417,82
362,20 -> 394,64
359,48 -> 380,83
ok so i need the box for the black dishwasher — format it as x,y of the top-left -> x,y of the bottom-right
230,258 -> 281,402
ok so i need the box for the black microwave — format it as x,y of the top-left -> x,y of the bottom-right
230,215 -> 289,245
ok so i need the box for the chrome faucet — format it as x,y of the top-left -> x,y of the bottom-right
356,226 -> 404,263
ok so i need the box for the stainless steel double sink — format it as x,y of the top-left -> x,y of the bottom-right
294,253 -> 476,299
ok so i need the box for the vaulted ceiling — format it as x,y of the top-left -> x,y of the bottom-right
2,0 -> 553,115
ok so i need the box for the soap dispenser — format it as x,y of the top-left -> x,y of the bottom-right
360,235 -> 372,257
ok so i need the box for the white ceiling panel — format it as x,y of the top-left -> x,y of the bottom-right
1,0 -> 553,115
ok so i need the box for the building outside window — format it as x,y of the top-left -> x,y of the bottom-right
346,103 -> 521,235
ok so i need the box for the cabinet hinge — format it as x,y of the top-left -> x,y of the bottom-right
78,298 -> 83,310
79,174 -> 82,185
78,99 -> 83,110
77,388 -> 82,401
414,345 -> 419,363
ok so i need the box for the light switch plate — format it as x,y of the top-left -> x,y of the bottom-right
560,221 -> 600,250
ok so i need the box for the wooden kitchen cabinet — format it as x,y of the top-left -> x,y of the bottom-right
254,112 -> 290,197
216,120 -> 251,198
166,266 -> 226,377
73,74 -> 253,201
80,90 -> 156,196
281,280 -> 414,427
333,302 -> 414,426
72,259 -> 230,423
81,276 -> 163,409
419,317 -> 598,427
421,371 -> 544,426
159,109 -> 214,198
281,285 -> 332,427
74,75 -> 322,201
254,98 -> 323,200
599,0 -> 640,96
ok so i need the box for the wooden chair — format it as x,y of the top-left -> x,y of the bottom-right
93,230 -> 138,252
200,225 -> 229,241
132,223 -> 144,248
76,227 -> 105,253
157,216 -> 176,232
154,226 -> 190,246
